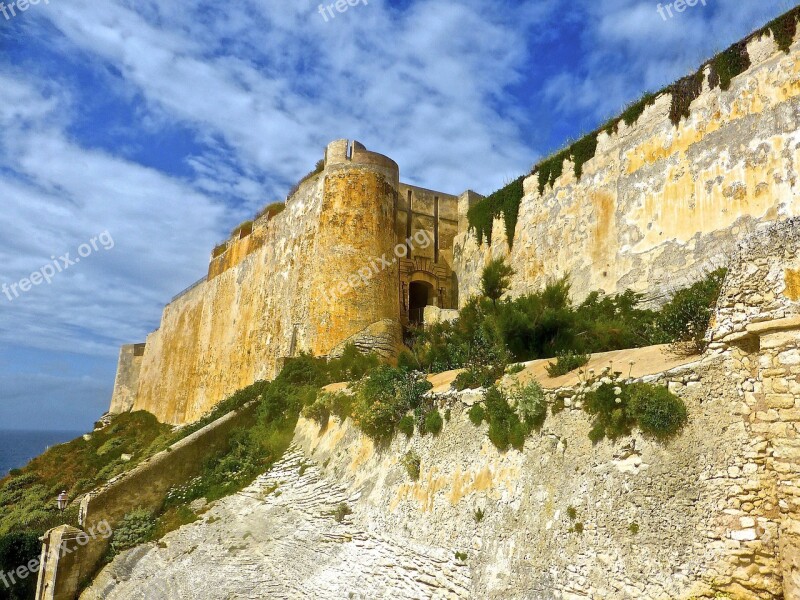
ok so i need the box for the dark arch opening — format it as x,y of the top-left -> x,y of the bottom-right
409,281 -> 434,325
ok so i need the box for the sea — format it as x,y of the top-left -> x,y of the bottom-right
0,430 -> 83,477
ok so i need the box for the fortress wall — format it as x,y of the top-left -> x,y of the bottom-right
455,32 -> 800,306
132,174 -> 326,424
130,141 -> 408,425
308,156 -> 402,360
292,356 -> 778,599
108,344 -> 145,414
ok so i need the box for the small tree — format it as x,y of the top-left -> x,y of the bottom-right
481,258 -> 515,307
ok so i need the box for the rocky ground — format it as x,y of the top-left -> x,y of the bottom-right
81,447 -> 471,600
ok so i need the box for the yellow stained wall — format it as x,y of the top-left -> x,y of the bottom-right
132,175 -> 326,424
455,34 -> 800,305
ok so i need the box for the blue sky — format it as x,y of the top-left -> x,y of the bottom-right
0,0 -> 792,431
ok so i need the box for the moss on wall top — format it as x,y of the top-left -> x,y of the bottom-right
466,176 -> 525,246
466,6 -> 800,248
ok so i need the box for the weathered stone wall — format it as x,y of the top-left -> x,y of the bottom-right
108,344 -> 144,414
455,32 -> 800,306
35,400 -> 259,600
80,221 -> 800,599
117,139 -> 464,425
132,171 -> 326,424
290,355 -> 778,600
709,217 -> 800,598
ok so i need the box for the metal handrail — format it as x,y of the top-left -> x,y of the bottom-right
171,276 -> 207,303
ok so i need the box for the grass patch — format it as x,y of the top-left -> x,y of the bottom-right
422,410 -> 444,436
402,451 -> 421,481
333,503 -> 352,523
546,351 -> 590,378
584,381 -> 688,443
466,176 -> 525,246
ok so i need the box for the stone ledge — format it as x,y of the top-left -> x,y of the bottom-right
718,317 -> 800,344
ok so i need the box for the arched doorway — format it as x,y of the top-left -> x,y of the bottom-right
409,281 -> 434,325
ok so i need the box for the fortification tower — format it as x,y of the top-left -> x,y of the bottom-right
307,140 -> 402,359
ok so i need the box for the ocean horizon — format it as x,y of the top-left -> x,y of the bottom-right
0,430 -> 83,477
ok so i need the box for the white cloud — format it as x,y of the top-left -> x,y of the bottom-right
0,71 -> 226,356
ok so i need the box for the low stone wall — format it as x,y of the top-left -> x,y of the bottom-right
35,401 -> 258,600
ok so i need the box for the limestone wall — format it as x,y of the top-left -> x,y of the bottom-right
292,354 -> 779,599
132,172 -> 326,424
108,344 -> 144,414
129,140 -> 409,424
455,32 -> 800,306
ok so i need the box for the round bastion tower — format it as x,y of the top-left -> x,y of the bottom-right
307,140 -> 402,360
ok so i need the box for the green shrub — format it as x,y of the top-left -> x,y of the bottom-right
474,508 -> 485,523
452,365 -> 500,391
484,387 -> 527,451
333,503 -> 352,523
583,381 -> 688,442
573,522 -> 584,534
546,351 -> 590,377
351,367 -> 432,443
327,344 -> 381,382
481,258 -> 515,307
302,396 -> 330,427
506,363 -> 525,375
0,532 -> 40,599
510,381 -> 547,431
567,506 -> 577,521
629,383 -> 688,439
397,350 -> 420,371
398,415 -> 415,438
455,551 -> 468,562
657,269 -> 727,354
629,523 -> 640,535
326,393 -> 353,421
583,382 -> 637,443
423,410 -> 444,436
111,509 -> 156,554
402,451 -> 421,481
468,404 -> 486,426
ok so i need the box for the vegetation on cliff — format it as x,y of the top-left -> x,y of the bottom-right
583,378 -> 688,443
403,262 -> 726,378
466,6 -> 800,245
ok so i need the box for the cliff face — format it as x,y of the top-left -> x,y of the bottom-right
455,33 -> 800,305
